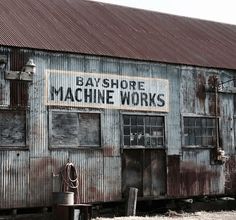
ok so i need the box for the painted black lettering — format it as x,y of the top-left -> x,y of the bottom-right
149,93 -> 156,106
131,92 -> 139,105
98,89 -> 105,104
102,78 -> 109,88
138,81 -> 145,91
106,90 -> 114,104
75,88 -> 82,102
141,92 -> 148,106
93,89 -> 97,103
50,86 -> 63,101
120,91 -> 130,105
84,89 -> 93,103
94,78 -> 101,87
120,80 -> 128,89
111,79 -> 119,89
64,87 -> 74,102
85,78 -> 94,87
76,77 -> 83,86
129,81 -> 136,90
157,94 -> 165,107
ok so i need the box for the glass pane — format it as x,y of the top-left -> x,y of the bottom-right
145,116 -> 150,125
150,117 -> 157,125
131,126 -> 137,134
195,137 -> 202,145
131,116 -> 137,125
124,136 -> 130,146
195,128 -> 201,137
131,134 -> 137,145
145,137 -> 151,146
52,112 -> 79,146
137,116 -> 144,125
138,136 -> 144,145
184,118 -> 189,126
185,136 -> 189,145
202,137 -> 208,146
137,126 -> 144,135
157,137 -> 163,146
207,128 -> 213,136
123,115 -> 130,125
202,118 -> 207,127
124,126 -> 130,135
145,126 -> 151,135
151,138 -> 157,147
189,118 -> 195,126
196,118 -> 201,127
151,127 -> 158,136
79,113 -> 100,146
207,118 -> 213,127
156,117 -> 164,126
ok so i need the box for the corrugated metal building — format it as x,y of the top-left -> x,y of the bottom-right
0,0 -> 236,211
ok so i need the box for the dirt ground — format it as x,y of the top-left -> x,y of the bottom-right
95,211 -> 236,220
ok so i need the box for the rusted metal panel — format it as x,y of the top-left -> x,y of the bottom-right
103,157 -> 122,201
225,155 -> 236,194
29,157 -> 52,207
0,151 -> 29,208
1,1 -> 236,69
167,155 -> 181,197
180,149 -> 224,197
69,150 -> 104,203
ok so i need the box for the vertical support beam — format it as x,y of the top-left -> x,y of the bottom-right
126,187 -> 138,216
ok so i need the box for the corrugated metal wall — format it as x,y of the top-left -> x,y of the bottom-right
0,47 -> 236,208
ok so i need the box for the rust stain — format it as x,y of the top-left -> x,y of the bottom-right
196,74 -> 206,108
167,155 -> 180,197
225,156 -> 236,194
180,161 -> 219,197
103,146 -> 115,157
208,75 -> 220,116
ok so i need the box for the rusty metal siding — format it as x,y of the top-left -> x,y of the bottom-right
0,151 -> 29,208
103,157 -> 122,201
180,149 -> 224,196
70,150 -> 104,203
29,157 -> 52,207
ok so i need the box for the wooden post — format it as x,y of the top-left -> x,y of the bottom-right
126,187 -> 138,216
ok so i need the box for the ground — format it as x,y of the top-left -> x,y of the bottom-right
94,211 -> 236,220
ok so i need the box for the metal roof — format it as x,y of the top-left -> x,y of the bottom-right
1,0 -> 236,69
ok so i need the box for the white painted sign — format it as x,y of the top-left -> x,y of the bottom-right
45,70 -> 169,112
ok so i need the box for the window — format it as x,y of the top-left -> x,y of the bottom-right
123,115 -> 165,147
0,110 -> 26,147
50,111 -> 100,148
184,117 -> 216,146
10,81 -> 28,107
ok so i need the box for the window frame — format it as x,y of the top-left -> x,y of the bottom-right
0,108 -> 29,149
48,109 -> 102,149
121,112 -> 167,149
182,114 -> 218,149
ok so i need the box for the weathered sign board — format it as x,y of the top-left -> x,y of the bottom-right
45,70 -> 169,112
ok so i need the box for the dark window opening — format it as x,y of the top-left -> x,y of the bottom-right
123,115 -> 165,148
10,81 -> 28,107
184,117 -> 216,147
0,110 -> 26,147
50,112 -> 100,148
